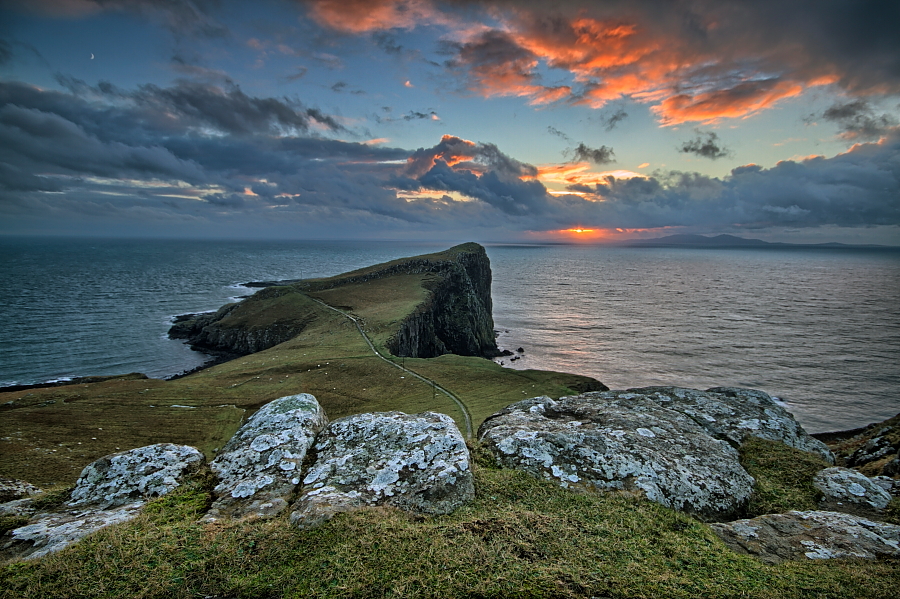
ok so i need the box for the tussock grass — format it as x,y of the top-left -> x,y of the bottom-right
3,462 -> 898,599
739,437 -> 830,516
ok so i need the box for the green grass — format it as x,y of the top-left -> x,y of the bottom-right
739,437 -> 830,516
3,459 -> 897,599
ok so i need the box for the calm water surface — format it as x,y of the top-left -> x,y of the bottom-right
1,237 -> 897,433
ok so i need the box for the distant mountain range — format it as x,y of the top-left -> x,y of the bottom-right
613,234 -> 893,249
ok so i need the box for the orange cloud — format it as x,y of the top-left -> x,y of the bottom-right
535,163 -> 644,190
651,79 -> 805,125
305,0 -> 441,33
450,10 -> 839,124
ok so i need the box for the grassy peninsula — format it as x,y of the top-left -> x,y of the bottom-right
1,243 -> 897,598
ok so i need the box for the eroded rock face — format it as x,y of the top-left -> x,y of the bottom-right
291,411 -> 474,529
630,387 -> 834,463
710,510 -> 900,564
478,394 -> 755,520
2,444 -> 203,561
204,393 -> 327,521
813,467 -> 892,517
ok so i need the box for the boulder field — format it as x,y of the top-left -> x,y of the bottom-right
2,388 -> 898,565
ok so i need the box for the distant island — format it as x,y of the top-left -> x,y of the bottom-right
614,233 -> 895,249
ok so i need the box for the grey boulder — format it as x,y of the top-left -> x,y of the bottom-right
710,510 -> 900,564
478,394 -> 755,520
291,411 -> 474,529
204,393 -> 328,521
2,443 -> 203,561
813,467 -> 893,517
632,387 -> 834,463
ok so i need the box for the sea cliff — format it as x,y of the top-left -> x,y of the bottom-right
168,242 -> 500,360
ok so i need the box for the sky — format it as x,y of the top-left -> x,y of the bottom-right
1,0 -> 899,244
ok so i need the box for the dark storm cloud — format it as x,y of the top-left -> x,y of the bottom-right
678,131 -> 732,159
571,135 -> 900,230
572,143 -> 615,165
52,76 -> 344,136
819,100 -> 900,140
1,76 -> 898,237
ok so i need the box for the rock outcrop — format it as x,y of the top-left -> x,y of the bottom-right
478,394 -> 755,520
168,286 -> 317,357
631,386 -> 834,463
710,511 -> 900,564
204,394 -> 328,521
813,467 -> 892,517
291,411 -> 474,529
1,444 -> 203,561
0,479 -> 40,504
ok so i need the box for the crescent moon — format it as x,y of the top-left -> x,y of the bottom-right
90,53 -> 94,60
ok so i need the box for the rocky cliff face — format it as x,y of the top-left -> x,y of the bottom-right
385,243 -> 498,358
169,286 -> 318,358
168,242 -> 500,360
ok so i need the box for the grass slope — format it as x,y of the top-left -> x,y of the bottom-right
2,448 -> 898,599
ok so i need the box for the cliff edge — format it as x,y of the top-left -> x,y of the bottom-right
169,242 -> 500,359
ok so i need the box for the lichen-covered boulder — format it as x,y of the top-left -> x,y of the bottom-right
0,478 -> 40,504
2,444 -> 203,561
204,393 -> 327,521
813,467 -> 892,516
291,411 -> 474,529
478,394 -> 755,520
710,510 -> 900,564
630,387 -> 834,463
70,443 -> 205,508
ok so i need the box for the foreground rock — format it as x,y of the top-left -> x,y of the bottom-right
1,444 -> 204,561
813,467 -> 893,517
204,394 -> 328,521
478,394 -> 755,520
0,479 -> 40,504
710,511 -> 900,564
291,412 -> 474,529
629,387 -> 834,463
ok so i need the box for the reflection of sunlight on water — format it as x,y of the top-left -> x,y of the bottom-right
487,244 -> 900,433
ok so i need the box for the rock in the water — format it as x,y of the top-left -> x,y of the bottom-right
1,444 -> 203,561
630,387 -> 834,463
478,394 -> 755,520
291,411 -> 474,529
710,510 -> 900,564
204,393 -> 327,521
813,467 -> 892,517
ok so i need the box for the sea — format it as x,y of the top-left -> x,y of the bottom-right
1,236 -> 898,434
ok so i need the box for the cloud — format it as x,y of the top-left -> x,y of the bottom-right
599,107 -> 628,131
302,0 -> 443,34
678,131 -> 732,160
53,76 -> 345,136
1,79 -> 898,239
442,29 -> 571,105
819,100 -> 900,140
571,143 -> 615,165
305,1 -> 899,127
